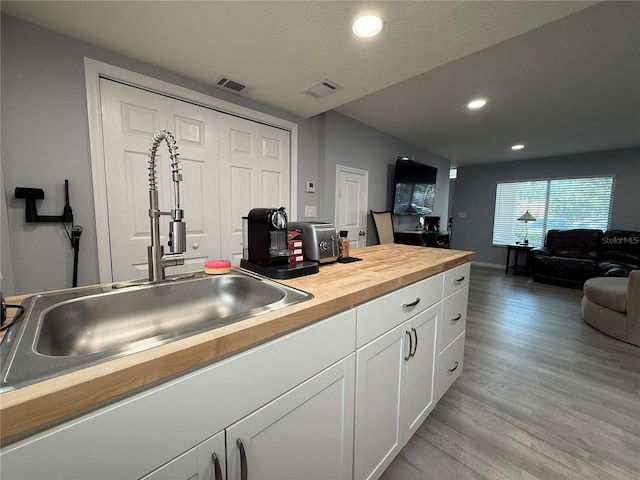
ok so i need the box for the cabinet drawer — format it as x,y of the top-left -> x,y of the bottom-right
435,331 -> 465,403
356,274 -> 443,348
443,262 -> 470,298
439,286 -> 468,352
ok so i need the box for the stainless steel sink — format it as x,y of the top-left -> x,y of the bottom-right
0,269 -> 312,392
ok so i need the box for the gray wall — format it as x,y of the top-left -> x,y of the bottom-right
1,14 -> 449,295
322,111 -> 451,240
451,147 -> 640,266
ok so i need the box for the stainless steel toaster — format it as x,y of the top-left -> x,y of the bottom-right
288,222 -> 339,264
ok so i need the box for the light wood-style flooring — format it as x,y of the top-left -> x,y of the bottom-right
382,266 -> 640,480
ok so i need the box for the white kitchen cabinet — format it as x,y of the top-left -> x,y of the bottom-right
226,354 -> 355,480
0,261 -> 471,480
402,303 -> 438,441
0,309 -> 356,480
353,325 -> 405,480
353,303 -> 439,480
435,262 -> 470,403
435,331 -> 465,401
141,430 -> 226,480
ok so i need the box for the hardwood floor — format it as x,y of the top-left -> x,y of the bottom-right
382,266 -> 640,480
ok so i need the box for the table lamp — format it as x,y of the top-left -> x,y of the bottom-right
517,210 -> 536,244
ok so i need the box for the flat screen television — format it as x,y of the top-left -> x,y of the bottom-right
392,158 -> 437,215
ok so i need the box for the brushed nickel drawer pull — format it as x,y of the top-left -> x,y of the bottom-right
404,330 -> 413,361
410,327 -> 418,357
402,298 -> 421,308
448,361 -> 459,373
237,438 -> 248,480
212,452 -> 223,480
451,313 -> 462,323
454,276 -> 465,283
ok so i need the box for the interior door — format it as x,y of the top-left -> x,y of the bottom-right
217,113 -> 291,264
335,165 -> 368,248
100,79 -> 221,281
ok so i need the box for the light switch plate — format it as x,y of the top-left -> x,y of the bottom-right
304,205 -> 317,217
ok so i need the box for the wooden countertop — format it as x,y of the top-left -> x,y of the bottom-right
0,244 -> 473,444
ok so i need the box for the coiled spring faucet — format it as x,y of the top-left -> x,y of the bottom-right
147,129 -> 186,281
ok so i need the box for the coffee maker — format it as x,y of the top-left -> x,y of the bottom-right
246,207 -> 289,266
240,207 -> 319,279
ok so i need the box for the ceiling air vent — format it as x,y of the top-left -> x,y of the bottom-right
303,79 -> 341,99
215,75 -> 253,96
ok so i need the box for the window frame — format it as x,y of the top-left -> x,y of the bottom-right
492,174 -> 616,247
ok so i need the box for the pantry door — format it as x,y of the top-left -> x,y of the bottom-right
100,79 -> 221,282
218,113 -> 291,264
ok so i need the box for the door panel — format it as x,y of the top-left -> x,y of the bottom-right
100,79 -> 221,281
226,355 -> 355,480
218,114 -> 290,263
336,166 -> 368,248
403,304 -> 438,440
354,326 -> 404,480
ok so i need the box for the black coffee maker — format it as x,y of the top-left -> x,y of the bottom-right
246,207 -> 289,266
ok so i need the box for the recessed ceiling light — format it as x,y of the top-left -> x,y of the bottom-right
511,144 -> 525,150
352,15 -> 383,37
467,99 -> 487,109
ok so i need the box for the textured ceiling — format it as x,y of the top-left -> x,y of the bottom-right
2,1 -> 639,166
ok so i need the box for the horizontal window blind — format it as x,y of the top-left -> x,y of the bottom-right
493,176 -> 615,246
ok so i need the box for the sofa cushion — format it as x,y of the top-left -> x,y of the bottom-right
545,229 -> 603,252
583,276 -> 628,314
532,256 -> 596,283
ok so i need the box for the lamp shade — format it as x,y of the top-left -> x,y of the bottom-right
517,210 -> 536,222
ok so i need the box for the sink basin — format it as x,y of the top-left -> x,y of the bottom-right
0,269 -> 312,391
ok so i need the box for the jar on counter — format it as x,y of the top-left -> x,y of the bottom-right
338,230 -> 350,259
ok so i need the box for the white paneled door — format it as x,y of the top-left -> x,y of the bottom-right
335,165 -> 368,249
218,114 -> 290,264
100,79 -> 290,281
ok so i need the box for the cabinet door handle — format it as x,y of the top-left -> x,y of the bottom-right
451,313 -> 462,323
448,361 -> 459,373
211,452 -> 223,480
402,297 -> 421,308
410,327 -> 418,357
404,330 -> 413,361
236,438 -> 248,480
454,276 -> 465,283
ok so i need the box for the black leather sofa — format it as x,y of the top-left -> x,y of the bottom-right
530,229 -> 640,288
598,230 -> 640,277
530,229 -> 603,288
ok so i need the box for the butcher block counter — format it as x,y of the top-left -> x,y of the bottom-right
0,244 -> 473,445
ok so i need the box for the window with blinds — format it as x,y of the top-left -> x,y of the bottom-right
492,176 -> 615,246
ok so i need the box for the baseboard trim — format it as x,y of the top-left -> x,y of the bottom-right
471,261 -> 503,270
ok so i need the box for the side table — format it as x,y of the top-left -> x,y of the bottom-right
505,244 -> 534,275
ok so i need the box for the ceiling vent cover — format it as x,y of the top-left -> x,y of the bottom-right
303,79 -> 341,99
215,75 -> 253,96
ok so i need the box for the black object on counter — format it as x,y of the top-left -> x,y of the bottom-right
240,259 -> 319,279
337,256 -> 362,264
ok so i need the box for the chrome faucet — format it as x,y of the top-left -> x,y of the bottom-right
147,129 -> 186,282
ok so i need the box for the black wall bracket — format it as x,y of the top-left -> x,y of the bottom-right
15,180 -> 74,223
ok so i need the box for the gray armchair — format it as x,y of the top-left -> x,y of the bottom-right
581,270 -> 640,346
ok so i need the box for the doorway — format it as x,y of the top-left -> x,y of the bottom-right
335,165 -> 369,249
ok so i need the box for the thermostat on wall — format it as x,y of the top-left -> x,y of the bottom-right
305,181 -> 316,193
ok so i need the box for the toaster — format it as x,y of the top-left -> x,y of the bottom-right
288,222 -> 339,264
